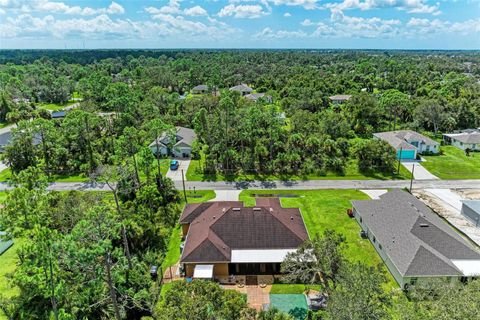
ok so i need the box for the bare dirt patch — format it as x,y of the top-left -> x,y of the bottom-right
454,189 -> 480,200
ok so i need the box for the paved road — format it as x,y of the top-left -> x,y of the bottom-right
0,179 -> 478,192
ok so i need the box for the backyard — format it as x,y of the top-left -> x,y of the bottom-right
422,146 -> 480,179
187,153 -> 411,182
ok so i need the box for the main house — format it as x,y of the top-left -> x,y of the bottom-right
443,129 -> 480,151
149,126 -> 196,158
229,83 -> 253,96
329,94 -> 352,104
352,190 -> 480,289
373,130 -> 439,160
179,198 -> 309,285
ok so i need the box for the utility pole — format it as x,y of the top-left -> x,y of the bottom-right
181,169 -> 187,203
397,147 -> 402,175
409,164 -> 415,192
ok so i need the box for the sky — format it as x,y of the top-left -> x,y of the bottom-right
0,0 -> 479,49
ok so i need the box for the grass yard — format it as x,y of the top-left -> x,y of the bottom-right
239,189 -> 398,289
37,101 -> 77,111
187,155 -> 411,182
0,238 -> 24,299
0,168 -> 89,183
422,146 -> 480,179
270,284 -> 322,294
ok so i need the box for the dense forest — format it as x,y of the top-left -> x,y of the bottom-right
0,50 -> 480,319
1,50 -> 479,179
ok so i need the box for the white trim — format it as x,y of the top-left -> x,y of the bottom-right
231,249 -> 296,263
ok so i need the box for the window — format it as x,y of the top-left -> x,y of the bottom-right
410,278 -> 418,285
379,244 -> 382,250
372,236 -> 376,243
360,217 -> 363,223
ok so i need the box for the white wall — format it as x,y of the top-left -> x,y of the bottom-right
451,139 -> 480,151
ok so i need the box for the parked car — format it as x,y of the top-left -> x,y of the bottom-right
170,160 -> 179,170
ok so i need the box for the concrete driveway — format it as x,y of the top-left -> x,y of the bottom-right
360,189 -> 388,199
402,161 -> 439,180
424,188 -> 463,211
165,160 -> 190,181
210,190 -> 242,201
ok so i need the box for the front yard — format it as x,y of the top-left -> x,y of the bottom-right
422,146 -> 480,179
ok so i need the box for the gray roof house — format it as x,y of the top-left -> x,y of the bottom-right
192,85 -> 209,94
245,93 -> 272,103
229,84 -> 253,96
461,201 -> 480,228
352,189 -> 480,288
443,129 -> 480,151
149,126 -> 196,158
373,130 -> 439,160
329,94 -> 352,104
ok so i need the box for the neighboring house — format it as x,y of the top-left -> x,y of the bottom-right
352,190 -> 480,289
149,126 -> 196,158
373,130 -> 439,160
244,93 -> 272,103
329,94 -> 352,104
229,84 -> 253,96
461,201 -> 480,228
0,131 -> 42,152
51,111 -> 66,119
192,85 -> 209,94
443,129 -> 480,151
179,198 -> 309,285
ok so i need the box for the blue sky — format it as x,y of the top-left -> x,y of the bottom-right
0,0 -> 479,49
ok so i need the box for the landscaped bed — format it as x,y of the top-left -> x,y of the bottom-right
422,146 -> 480,179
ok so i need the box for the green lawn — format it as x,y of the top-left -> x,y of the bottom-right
239,189 -> 398,289
0,168 -> 89,183
422,146 -> 480,179
187,155 -> 411,182
270,284 -> 322,294
0,238 -> 23,299
37,101 -> 77,111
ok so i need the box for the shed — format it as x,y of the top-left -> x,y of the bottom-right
461,200 -> 480,227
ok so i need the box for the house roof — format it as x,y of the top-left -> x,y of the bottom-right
192,84 -> 208,91
229,83 -> 253,93
352,189 -> 480,277
245,93 -> 272,102
373,130 -> 439,151
51,111 -> 66,118
149,126 -> 196,149
462,200 -> 480,215
180,198 -> 309,264
329,94 -> 352,101
444,132 -> 480,144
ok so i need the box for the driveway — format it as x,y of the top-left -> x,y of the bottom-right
402,161 -> 439,180
360,189 -> 388,199
210,190 -> 242,201
165,160 -> 191,181
424,188 -> 463,211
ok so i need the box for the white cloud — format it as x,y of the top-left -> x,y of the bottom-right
269,0 -> 319,10
284,12 -> 291,17
218,4 -> 270,19
301,18 -> 313,26
325,0 -> 441,16
255,27 -> 308,39
145,0 -> 181,15
0,0 -> 125,16
406,17 -> 480,36
184,5 -> 208,16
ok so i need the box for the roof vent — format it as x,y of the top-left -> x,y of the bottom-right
290,216 -> 293,221
233,207 -> 241,212
213,215 -> 216,219
270,208 -> 273,212
420,223 -> 429,228
222,208 -> 226,213
253,207 -> 261,212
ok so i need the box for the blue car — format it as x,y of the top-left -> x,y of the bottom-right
170,160 -> 179,170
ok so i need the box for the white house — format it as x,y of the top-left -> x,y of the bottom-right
443,129 -> 480,151
149,127 -> 196,158
373,130 -> 440,160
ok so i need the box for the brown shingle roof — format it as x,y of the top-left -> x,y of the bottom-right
180,198 -> 309,263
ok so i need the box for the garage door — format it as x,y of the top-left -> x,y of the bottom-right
397,150 -> 416,160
